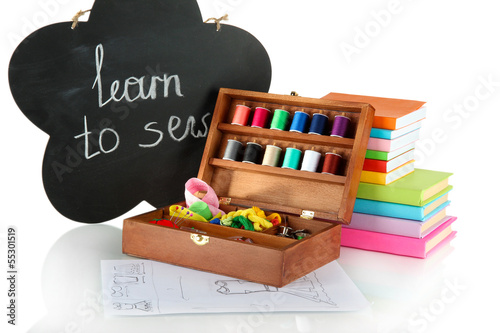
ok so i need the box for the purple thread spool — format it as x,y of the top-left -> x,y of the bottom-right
330,114 -> 351,138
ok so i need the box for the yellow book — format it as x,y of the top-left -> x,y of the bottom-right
360,161 -> 414,185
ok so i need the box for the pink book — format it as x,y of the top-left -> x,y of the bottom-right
346,209 -> 449,238
341,216 -> 457,258
367,129 -> 420,152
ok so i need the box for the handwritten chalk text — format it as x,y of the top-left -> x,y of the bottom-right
92,44 -> 183,108
73,113 -> 211,160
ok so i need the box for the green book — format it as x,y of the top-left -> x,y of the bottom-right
356,169 -> 453,206
365,143 -> 415,161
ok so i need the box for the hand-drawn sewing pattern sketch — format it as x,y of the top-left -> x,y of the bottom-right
215,272 -> 337,306
101,259 -> 369,315
104,261 -> 160,314
113,300 -> 153,312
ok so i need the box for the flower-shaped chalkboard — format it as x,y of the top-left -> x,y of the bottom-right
9,0 -> 272,222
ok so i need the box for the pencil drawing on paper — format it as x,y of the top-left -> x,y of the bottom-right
113,300 -> 153,312
108,261 -> 157,313
215,272 -> 337,306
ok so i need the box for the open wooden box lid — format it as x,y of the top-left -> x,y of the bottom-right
197,89 -> 375,224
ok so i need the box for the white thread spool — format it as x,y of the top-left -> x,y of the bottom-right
300,149 -> 321,172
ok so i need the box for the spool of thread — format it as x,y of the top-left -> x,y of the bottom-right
231,105 -> 251,126
270,109 -> 290,130
262,145 -> 282,167
222,139 -> 243,161
242,142 -> 262,164
330,114 -> 351,138
251,107 -> 271,128
282,147 -> 302,170
322,152 -> 342,175
289,111 -> 309,133
308,113 -> 329,135
300,149 -> 321,172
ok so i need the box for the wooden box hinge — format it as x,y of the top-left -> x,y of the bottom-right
300,210 -> 315,220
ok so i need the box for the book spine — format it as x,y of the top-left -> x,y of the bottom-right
340,216 -> 456,258
354,198 -> 424,220
363,158 -> 389,173
346,213 -> 423,237
341,227 -> 426,258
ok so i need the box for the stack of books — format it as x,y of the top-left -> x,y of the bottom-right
342,169 -> 456,258
322,92 -> 457,258
324,92 -> 426,185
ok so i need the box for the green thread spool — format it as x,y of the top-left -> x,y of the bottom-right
282,147 -> 302,170
270,109 -> 289,130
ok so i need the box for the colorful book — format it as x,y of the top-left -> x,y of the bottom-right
360,160 -> 414,185
370,120 -> 423,140
363,149 -> 414,173
354,191 -> 451,220
322,92 -> 426,130
340,216 -> 457,258
365,142 -> 415,161
367,129 -> 420,152
346,205 -> 449,238
356,168 -> 453,206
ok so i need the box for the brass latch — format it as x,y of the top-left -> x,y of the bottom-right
300,210 -> 315,220
191,233 -> 210,246
219,197 -> 231,205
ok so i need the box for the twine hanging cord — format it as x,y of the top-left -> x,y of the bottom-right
72,10 -> 226,31
71,9 -> 91,29
204,14 -> 228,31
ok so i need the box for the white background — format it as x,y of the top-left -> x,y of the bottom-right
1,0 -> 499,332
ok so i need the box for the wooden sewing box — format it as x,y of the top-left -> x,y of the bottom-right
123,88 -> 374,287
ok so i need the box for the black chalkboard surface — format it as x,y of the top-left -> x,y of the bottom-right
9,0 -> 272,223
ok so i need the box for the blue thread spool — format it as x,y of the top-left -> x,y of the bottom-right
289,111 -> 309,133
308,113 -> 329,135
282,147 -> 302,170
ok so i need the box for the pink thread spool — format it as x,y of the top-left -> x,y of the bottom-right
251,107 -> 271,128
231,105 -> 251,126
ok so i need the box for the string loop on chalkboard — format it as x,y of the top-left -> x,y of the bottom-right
204,14 -> 228,31
71,9 -> 91,30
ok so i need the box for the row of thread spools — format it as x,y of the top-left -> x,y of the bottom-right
230,104 -> 351,137
222,139 -> 345,175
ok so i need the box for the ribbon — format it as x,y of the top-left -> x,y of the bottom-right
184,178 -> 225,218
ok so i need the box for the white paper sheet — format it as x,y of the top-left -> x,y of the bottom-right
100,259 -> 369,315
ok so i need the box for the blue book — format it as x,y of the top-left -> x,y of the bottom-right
370,120 -> 423,139
353,190 -> 451,221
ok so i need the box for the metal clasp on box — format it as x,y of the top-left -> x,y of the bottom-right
191,234 -> 210,246
300,210 -> 315,220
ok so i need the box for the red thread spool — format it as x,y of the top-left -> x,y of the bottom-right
231,105 -> 251,126
251,107 -> 271,128
321,152 -> 342,175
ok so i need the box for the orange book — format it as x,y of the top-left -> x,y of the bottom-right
323,93 -> 426,130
